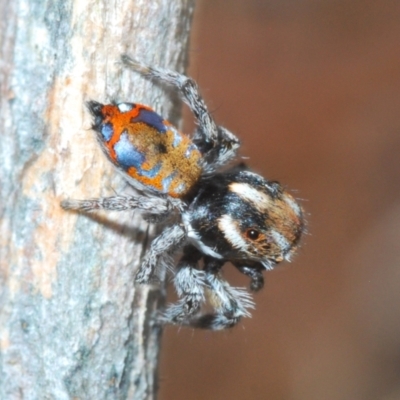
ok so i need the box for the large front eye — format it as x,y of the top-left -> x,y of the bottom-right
246,229 -> 260,240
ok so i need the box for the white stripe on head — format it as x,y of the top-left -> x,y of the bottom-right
229,182 -> 272,212
218,214 -> 248,251
182,213 -> 223,259
270,229 -> 290,252
283,193 -> 302,217
284,251 -> 293,262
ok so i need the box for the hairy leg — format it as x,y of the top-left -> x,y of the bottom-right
135,224 -> 186,284
161,246 -> 206,324
121,55 -> 240,173
61,195 -> 183,223
184,257 -> 254,330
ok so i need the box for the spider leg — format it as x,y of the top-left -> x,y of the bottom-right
185,257 -> 254,330
122,55 -> 218,143
121,55 -> 240,173
161,246 -> 206,324
136,224 -> 186,284
234,262 -> 265,292
61,195 -> 184,223
199,126 -> 240,174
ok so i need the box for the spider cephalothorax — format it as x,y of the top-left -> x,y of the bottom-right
61,56 -> 304,330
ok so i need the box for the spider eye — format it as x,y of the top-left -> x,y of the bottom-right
246,229 -> 260,240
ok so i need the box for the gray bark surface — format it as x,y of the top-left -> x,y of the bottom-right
0,0 -> 195,398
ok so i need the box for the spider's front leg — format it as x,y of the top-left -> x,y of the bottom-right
121,55 -> 240,173
161,246 -> 206,325
187,257 -> 255,330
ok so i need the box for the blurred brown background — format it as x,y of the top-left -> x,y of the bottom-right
159,1 -> 400,399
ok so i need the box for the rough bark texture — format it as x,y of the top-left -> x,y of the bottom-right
0,0 -> 195,398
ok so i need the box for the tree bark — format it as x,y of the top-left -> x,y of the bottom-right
0,0 -> 195,398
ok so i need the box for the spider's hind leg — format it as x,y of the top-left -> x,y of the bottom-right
122,55 -> 219,144
62,194 -> 184,225
61,194 -> 181,215
121,55 -> 240,173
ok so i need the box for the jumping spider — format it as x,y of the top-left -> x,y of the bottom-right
61,55 -> 304,330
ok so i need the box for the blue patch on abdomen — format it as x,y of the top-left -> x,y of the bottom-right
185,143 -> 198,158
101,123 -> 114,141
139,162 -> 162,178
171,128 -> 182,147
131,109 -> 167,133
114,132 -> 145,169
162,171 -> 177,192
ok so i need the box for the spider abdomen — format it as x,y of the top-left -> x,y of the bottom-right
87,101 -> 202,198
